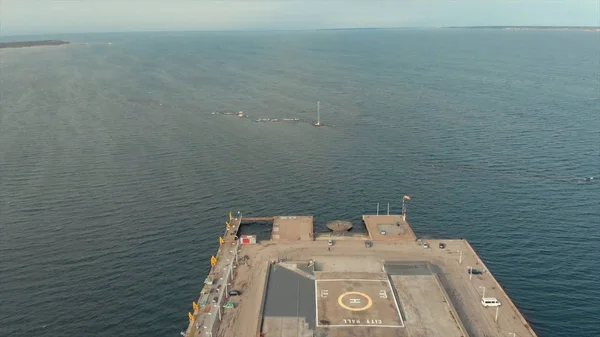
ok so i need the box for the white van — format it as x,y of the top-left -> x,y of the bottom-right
481,297 -> 501,307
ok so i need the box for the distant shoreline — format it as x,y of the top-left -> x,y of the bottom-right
446,26 -> 600,32
0,40 -> 70,49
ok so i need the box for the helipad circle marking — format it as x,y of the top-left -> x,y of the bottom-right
337,292 -> 373,311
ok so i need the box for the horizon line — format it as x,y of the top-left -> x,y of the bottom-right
2,25 -> 599,38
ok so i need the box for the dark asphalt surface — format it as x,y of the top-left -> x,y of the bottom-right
263,264 -> 316,329
384,261 -> 432,275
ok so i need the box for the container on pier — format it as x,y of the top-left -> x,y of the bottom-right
240,235 -> 257,244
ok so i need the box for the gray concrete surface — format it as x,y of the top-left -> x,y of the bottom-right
263,317 -> 313,337
272,216 -> 314,241
391,275 -> 464,337
313,255 -> 384,273
362,215 -> 416,241
315,326 -> 407,337
378,223 -> 406,235
297,263 -> 314,276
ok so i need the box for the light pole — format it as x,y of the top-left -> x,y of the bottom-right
495,306 -> 499,322
509,333 -> 516,337
377,203 -> 380,215
479,286 -> 486,299
459,250 -> 463,264
467,266 -> 473,280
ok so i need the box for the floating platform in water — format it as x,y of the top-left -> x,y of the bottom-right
326,220 -> 353,232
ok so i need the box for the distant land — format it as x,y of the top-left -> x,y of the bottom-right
316,27 -> 385,31
447,26 -> 600,31
0,40 -> 70,49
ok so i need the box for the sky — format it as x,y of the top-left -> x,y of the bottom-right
1,0 -> 599,36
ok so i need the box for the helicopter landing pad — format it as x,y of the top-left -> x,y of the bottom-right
315,279 -> 404,328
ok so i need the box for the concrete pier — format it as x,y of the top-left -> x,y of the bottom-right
183,211 -> 539,337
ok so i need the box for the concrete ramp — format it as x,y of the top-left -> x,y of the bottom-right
277,262 -> 315,280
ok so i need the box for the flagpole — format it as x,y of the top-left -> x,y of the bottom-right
402,195 -> 411,221
402,198 -> 406,219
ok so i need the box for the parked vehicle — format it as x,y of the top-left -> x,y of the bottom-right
481,297 -> 501,307
439,242 -> 446,249
228,290 -> 241,296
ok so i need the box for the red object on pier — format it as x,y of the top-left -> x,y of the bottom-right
241,235 -> 257,244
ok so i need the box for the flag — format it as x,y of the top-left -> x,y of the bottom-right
229,211 -> 233,220
219,237 -> 224,245
188,312 -> 195,322
193,301 -> 198,311
403,195 -> 411,200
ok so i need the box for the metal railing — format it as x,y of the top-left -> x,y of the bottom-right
208,238 -> 240,336
187,215 -> 241,337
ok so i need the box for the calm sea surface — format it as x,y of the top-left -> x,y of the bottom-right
1,29 -> 598,337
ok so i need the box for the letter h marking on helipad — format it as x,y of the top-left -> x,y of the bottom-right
349,298 -> 361,304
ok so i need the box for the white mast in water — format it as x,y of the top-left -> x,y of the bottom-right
317,101 -> 320,124
313,101 -> 323,126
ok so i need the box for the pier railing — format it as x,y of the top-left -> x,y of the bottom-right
463,240 -> 539,337
208,238 -> 240,336
187,214 -> 241,337
208,215 -> 241,336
